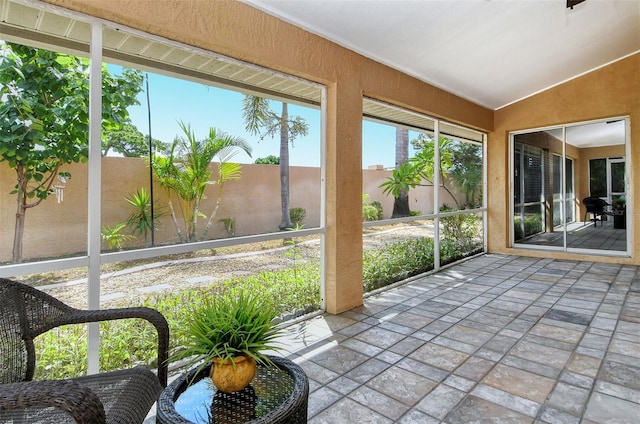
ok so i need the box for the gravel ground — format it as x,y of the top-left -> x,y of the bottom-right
38,223 -> 435,309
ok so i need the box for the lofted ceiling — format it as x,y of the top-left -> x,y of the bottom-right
243,0 -> 640,111
1,0 -> 635,144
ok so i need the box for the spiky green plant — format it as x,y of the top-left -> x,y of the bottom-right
171,290 -> 282,375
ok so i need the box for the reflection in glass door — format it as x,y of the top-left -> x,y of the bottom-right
610,159 -> 625,200
589,157 -> 625,205
553,155 -> 574,226
512,118 -> 629,254
513,142 -> 545,242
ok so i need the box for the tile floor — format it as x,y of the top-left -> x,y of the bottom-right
149,254 -> 640,423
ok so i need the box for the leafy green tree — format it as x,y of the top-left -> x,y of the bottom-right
242,96 -> 308,230
448,142 -> 482,207
254,155 -> 279,165
151,120 -> 252,242
0,42 -> 143,263
381,135 -> 482,210
102,121 -> 166,157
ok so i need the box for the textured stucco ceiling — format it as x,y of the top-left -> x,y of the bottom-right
1,0 -> 634,143
244,0 -> 640,111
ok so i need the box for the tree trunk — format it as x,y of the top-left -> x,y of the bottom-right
12,197 -> 25,264
12,167 -> 27,263
200,181 -> 225,241
167,199 -> 184,243
392,128 -> 411,218
11,164 -> 60,263
278,102 -> 293,230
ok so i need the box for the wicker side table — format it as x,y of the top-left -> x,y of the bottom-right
156,356 -> 308,424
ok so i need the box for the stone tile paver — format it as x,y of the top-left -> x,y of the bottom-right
408,343 -> 469,371
482,364 -> 555,403
584,392 -> 640,424
445,395 -> 533,423
365,366 -> 437,406
148,254 -> 640,424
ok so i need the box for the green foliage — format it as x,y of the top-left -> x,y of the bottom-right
242,95 -> 309,230
612,196 -> 626,210
35,325 -> 88,378
151,121 -> 252,242
380,162 -> 422,198
102,122 -> 166,157
33,224 -> 483,379
381,135 -> 483,209
289,207 -> 306,226
101,223 -> 134,250
513,214 -> 543,241
218,217 -> 236,237
254,155 -> 279,165
0,41 -> 143,262
125,187 -> 164,247
410,210 -> 421,216
371,201 -> 383,220
440,206 -> 482,254
242,96 -> 309,145
439,239 -> 479,265
362,194 -> 382,221
170,291 -> 282,373
283,223 -> 305,281
363,237 -> 435,291
34,262 -> 321,380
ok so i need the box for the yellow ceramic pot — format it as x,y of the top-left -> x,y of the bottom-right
211,355 -> 257,393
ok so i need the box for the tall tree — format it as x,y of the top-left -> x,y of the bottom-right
381,134 -> 483,210
0,42 -> 143,263
102,121 -> 165,157
391,127 -> 411,217
151,121 -> 252,242
242,96 -> 308,230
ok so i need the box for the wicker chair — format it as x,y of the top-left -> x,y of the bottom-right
583,196 -> 610,227
0,278 -> 169,423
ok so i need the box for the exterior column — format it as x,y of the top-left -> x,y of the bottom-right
324,81 -> 363,314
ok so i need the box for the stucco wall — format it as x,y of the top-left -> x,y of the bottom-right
34,1 -> 638,308
40,0 -> 493,312
490,53 -> 639,264
0,158 -> 452,263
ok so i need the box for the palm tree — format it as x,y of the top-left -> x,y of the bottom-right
391,127 -> 411,217
151,120 -> 252,242
242,96 -> 308,230
381,135 -> 460,209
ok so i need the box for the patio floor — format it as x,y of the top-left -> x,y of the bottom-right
148,253 -> 640,423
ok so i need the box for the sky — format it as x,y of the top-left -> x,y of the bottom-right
124,69 -> 415,169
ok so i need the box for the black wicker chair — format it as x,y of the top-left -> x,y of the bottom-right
583,196 -> 610,227
0,278 -> 169,423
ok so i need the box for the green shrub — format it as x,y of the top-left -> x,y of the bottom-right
371,201 -> 383,220
513,214 -> 543,241
34,228 -> 479,379
254,155 -> 279,165
101,223 -> 134,250
218,217 -> 236,237
363,237 -> 435,291
362,194 -> 382,221
289,207 -> 306,226
34,263 -> 321,380
440,213 -> 481,254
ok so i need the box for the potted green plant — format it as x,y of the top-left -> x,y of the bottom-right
612,196 -> 626,229
172,290 -> 282,393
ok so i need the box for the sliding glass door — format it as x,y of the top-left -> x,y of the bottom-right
511,118 -> 629,255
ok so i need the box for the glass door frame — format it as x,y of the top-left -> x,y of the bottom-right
509,117 -> 631,257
